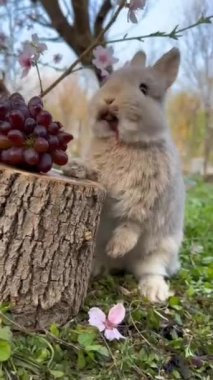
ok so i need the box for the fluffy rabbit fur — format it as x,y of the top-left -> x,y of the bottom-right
63,48 -> 185,302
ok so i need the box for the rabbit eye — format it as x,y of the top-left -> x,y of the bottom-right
139,83 -> 148,95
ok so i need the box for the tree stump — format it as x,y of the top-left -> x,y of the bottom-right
0,165 -> 105,330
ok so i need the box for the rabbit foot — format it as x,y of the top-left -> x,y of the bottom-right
139,275 -> 173,303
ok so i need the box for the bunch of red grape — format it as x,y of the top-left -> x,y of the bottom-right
0,93 -> 73,173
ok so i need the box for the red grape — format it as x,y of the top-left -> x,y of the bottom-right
0,121 -> 11,134
56,121 -> 63,129
34,125 -> 48,137
24,117 -> 37,134
58,131 -> 73,144
8,110 -> 25,129
48,122 -> 60,135
60,143 -> 67,151
34,137 -> 49,153
24,148 -> 39,165
1,149 -> 10,163
8,129 -> 24,146
7,147 -> 23,164
9,93 -> 24,102
48,135 -> 59,151
0,101 -> 10,120
52,150 -> 68,166
16,105 -> 30,119
0,135 -> 12,149
0,93 -> 73,173
29,104 -> 43,117
28,96 -> 43,107
38,153 -> 52,173
36,111 -> 52,127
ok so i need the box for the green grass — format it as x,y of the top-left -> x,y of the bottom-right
0,180 -> 212,380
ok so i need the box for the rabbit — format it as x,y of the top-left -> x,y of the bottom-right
63,47 -> 185,303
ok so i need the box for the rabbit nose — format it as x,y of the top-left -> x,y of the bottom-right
104,97 -> 114,105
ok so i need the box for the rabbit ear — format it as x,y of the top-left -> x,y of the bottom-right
131,51 -> 146,68
153,48 -> 180,88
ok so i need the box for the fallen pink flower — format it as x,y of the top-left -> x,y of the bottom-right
92,46 -> 119,77
127,0 -> 146,23
88,303 -> 126,341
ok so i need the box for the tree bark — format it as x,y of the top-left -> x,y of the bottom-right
0,165 -> 105,330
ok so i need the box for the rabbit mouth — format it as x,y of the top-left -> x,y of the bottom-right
98,111 -> 119,133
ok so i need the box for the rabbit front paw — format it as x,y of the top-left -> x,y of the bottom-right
63,159 -> 87,179
63,159 -> 99,181
139,275 -> 173,303
106,224 -> 140,258
106,237 -> 128,258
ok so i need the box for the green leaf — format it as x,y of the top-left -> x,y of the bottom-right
49,370 -> 65,378
0,326 -> 12,342
85,344 -> 109,357
77,350 -> 86,369
77,332 -> 96,347
169,296 -> 182,310
0,339 -> 11,362
50,323 -> 60,337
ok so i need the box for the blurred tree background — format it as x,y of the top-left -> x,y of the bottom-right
0,0 -> 212,175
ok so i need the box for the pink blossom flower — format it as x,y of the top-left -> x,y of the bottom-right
18,48 -> 33,78
92,46 -> 119,77
53,53 -> 63,64
88,303 -> 126,341
127,0 -> 146,23
18,34 -> 47,77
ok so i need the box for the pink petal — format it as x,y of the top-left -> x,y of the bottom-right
108,303 -> 126,325
130,0 -> 146,10
104,328 -> 125,341
22,42 -> 36,57
128,10 -> 138,23
21,66 -> 31,78
112,57 -> 119,64
88,307 -> 106,332
93,46 -> 105,59
38,42 -> 48,53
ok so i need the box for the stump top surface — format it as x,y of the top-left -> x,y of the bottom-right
0,164 -> 105,192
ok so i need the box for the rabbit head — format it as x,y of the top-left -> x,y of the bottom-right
90,48 -> 180,144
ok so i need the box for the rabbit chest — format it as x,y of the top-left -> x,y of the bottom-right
89,138 -> 171,222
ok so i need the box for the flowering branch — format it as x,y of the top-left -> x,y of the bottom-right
106,15 -> 213,44
41,12 -> 212,97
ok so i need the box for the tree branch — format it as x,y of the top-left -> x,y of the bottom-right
41,0 -> 126,97
106,15 -> 213,44
72,0 -> 90,35
39,0 -> 78,50
94,0 -> 113,39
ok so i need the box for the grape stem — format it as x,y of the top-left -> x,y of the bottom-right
35,62 -> 44,96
